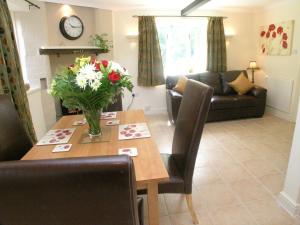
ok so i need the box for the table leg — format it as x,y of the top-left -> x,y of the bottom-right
147,183 -> 159,225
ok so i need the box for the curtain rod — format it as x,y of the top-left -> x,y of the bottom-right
132,15 -> 227,19
24,0 -> 40,9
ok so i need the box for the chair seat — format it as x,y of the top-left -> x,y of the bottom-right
158,154 -> 185,193
138,154 -> 185,195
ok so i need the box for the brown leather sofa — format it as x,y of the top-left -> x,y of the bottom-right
166,70 -> 267,123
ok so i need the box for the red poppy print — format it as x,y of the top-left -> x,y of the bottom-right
277,26 -> 283,34
272,32 -> 277,38
269,24 -> 276,31
282,33 -> 288,40
260,31 -> 266,37
266,32 -> 270,38
282,41 -> 288,49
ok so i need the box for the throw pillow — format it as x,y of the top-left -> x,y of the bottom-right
173,76 -> 188,94
228,73 -> 254,95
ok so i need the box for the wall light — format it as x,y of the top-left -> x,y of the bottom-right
126,32 -> 139,40
61,4 -> 73,17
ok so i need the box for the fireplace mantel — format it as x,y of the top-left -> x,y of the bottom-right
39,46 -> 108,57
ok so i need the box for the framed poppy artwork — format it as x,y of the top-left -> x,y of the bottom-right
259,20 -> 294,56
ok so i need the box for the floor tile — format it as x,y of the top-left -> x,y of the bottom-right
231,178 -> 272,203
193,179 -> 240,211
259,173 -> 285,195
245,198 -> 296,225
243,159 -> 279,178
209,205 -> 257,225
170,212 -> 214,225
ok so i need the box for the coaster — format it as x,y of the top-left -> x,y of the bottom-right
106,120 -> 120,126
118,147 -> 138,157
79,127 -> 112,144
52,144 -> 72,153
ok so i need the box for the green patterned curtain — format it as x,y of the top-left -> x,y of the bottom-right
138,16 -> 165,87
207,17 -> 227,72
0,0 -> 36,143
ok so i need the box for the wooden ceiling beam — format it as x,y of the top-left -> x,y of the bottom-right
181,0 -> 211,16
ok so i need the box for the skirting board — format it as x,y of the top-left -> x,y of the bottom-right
278,191 -> 300,217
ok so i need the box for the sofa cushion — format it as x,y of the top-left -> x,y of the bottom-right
229,73 -> 254,95
211,96 -> 239,110
198,72 -> 222,95
173,76 -> 188,94
220,70 -> 248,95
166,74 -> 201,89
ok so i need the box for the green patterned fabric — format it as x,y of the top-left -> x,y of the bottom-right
138,16 -> 165,87
0,0 -> 36,143
207,17 -> 227,72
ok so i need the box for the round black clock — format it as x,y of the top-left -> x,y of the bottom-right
59,15 -> 84,40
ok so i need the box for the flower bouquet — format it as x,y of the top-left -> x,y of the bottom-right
49,56 -> 133,137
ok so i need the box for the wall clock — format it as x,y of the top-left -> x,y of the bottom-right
59,15 -> 84,40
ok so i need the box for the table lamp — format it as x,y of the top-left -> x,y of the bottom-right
247,61 -> 259,83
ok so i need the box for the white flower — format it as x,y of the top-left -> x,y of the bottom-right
78,64 -> 96,77
76,64 -> 103,90
90,79 -> 101,91
111,61 -> 123,73
76,75 -> 87,89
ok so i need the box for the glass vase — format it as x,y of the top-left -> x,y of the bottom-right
84,109 -> 101,138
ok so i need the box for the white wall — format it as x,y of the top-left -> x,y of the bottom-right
254,0 -> 300,121
113,9 -> 257,114
279,95 -> 300,217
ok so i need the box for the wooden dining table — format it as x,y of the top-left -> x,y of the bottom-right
22,109 -> 169,225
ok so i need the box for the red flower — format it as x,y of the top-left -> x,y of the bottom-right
101,60 -> 109,68
260,31 -> 266,37
68,64 -> 74,70
283,33 -> 288,40
269,24 -> 276,31
272,32 -> 277,38
94,62 -> 101,71
277,26 -> 283,34
108,71 -> 121,83
266,32 -> 270,38
282,41 -> 288,49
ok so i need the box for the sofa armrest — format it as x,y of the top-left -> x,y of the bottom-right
248,86 -> 267,98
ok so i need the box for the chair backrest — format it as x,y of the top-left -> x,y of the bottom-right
0,95 -> 32,161
172,80 -> 213,193
0,155 -> 140,225
104,94 -> 123,112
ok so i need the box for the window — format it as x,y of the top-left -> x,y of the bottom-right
156,18 -> 208,76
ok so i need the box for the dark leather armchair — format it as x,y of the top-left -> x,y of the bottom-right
0,155 -> 144,225
0,95 -> 32,161
140,80 -> 213,224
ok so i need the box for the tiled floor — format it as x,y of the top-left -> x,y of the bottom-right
144,113 -> 299,225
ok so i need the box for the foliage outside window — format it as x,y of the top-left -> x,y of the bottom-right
156,18 -> 208,76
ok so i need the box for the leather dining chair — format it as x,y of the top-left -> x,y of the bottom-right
104,94 -> 123,112
0,155 -> 144,225
140,80 -> 213,224
0,95 -> 32,161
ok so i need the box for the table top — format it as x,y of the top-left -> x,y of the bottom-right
22,110 -> 169,185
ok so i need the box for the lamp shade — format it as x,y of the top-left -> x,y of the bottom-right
249,61 -> 257,69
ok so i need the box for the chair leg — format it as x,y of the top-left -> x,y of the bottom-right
185,194 -> 199,224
